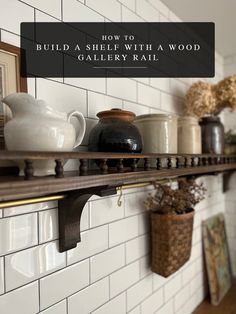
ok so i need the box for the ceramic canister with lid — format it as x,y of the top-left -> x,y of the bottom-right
133,114 -> 177,165
178,116 -> 202,154
88,108 -> 142,166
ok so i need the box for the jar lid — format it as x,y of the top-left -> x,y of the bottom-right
97,108 -> 136,122
134,113 -> 178,122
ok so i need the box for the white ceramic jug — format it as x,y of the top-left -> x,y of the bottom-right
2,92 -> 86,176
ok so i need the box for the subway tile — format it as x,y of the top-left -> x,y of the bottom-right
119,0 -> 135,12
0,258 -> 4,295
174,283 -> 190,312
110,261 -> 139,298
21,0 -> 61,19
170,78 -> 188,98
138,212 -> 150,235
4,201 -> 57,217
35,9 -> 60,22
92,293 -> 126,314
63,0 -> 104,22
67,225 -> 108,265
141,287 -> 164,314
68,277 -> 109,314
27,78 -> 36,98
122,6 -> 144,22
88,91 -> 122,118
0,282 -> 39,314
107,78 -> 137,102
80,118 -> 98,146
0,213 -> 38,256
190,273 -> 204,296
124,191 -> 148,216
37,78 -> 87,116
126,234 -> 150,264
160,92 -> 182,114
127,275 -> 152,311
147,0 -> 169,17
109,216 -> 139,247
128,306 -> 141,314
182,261 -> 197,286
156,299 -> 174,314
123,101 -> 149,115
164,273 -> 182,301
90,245 -> 125,282
150,78 -> 170,93
1,30 -> 20,47
65,77 -> 106,94
153,273 -> 168,291
137,83 -> 161,108
39,209 -> 58,243
86,0 -> 121,22
90,196 -> 125,228
39,300 -> 67,314
0,0 -> 34,35
40,259 -> 89,310
139,255 -> 151,279
5,241 -> 66,291
136,0 -> 159,22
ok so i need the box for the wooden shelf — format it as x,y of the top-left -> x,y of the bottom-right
0,151 -> 235,201
0,151 -> 235,252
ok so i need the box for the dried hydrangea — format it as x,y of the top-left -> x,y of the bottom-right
184,81 -> 217,117
184,75 -> 236,117
215,76 -> 236,112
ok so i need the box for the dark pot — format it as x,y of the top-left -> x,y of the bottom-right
88,108 -> 142,167
199,116 -> 224,154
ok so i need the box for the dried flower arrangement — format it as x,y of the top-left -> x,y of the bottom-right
215,76 -> 236,113
184,75 -> 236,117
185,81 -> 217,117
145,178 -> 206,215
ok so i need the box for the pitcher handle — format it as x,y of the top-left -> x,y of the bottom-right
68,111 -> 86,148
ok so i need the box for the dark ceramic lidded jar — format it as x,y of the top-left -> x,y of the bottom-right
199,116 -> 224,154
88,108 -> 142,165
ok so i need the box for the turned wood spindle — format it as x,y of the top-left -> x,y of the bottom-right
184,157 -> 188,168
176,157 -> 180,169
131,159 -> 137,172
117,159 -> 124,172
55,159 -> 64,178
100,159 -> 108,174
208,157 -> 212,165
202,157 -> 207,166
144,158 -> 151,170
191,157 -> 195,167
167,158 -> 172,169
198,157 -> 202,166
156,158 -> 161,170
24,160 -> 34,180
79,159 -> 88,175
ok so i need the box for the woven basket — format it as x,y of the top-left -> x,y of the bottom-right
151,209 -> 194,277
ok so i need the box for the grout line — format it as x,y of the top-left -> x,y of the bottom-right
61,0 -> 63,21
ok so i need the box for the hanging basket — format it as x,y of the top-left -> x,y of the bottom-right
151,209 -> 194,277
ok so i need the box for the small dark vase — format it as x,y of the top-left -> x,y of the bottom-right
199,116 -> 224,154
88,108 -> 142,167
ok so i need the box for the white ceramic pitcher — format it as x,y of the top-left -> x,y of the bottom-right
2,92 -> 86,176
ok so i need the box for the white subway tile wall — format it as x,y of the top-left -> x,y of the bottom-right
0,0 -> 231,313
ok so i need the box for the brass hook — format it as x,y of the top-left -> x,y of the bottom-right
117,186 -> 123,207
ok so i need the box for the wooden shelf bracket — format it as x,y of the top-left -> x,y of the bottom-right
58,185 -> 117,252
